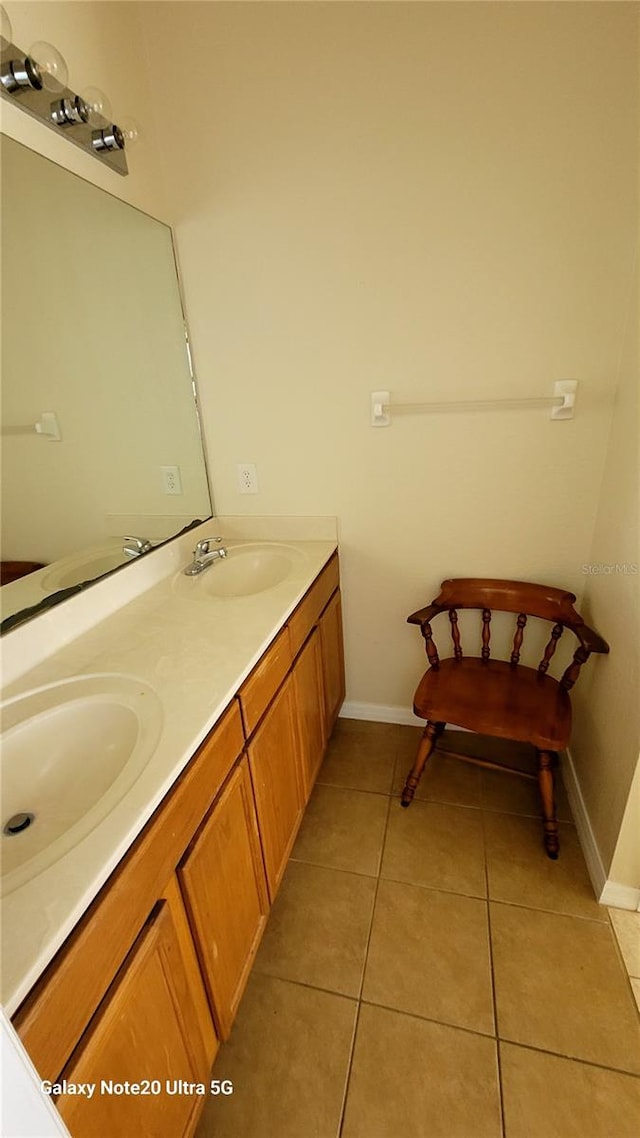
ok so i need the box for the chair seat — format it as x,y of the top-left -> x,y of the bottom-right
413,657 -> 572,751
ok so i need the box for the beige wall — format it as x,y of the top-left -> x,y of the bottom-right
142,0 -> 637,705
570,259 -> 639,881
0,1 -> 167,218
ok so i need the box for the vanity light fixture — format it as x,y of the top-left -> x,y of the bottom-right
0,5 -> 129,175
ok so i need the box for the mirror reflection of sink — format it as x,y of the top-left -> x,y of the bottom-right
1,674 -> 163,896
41,541 -> 129,592
177,543 -> 306,599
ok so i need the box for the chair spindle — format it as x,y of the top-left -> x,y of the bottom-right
510,614 -> 527,666
449,609 -> 463,659
538,623 -> 563,674
481,609 -> 491,660
421,620 -> 440,669
561,646 -> 590,691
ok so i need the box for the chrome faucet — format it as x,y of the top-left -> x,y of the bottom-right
123,535 -> 153,558
184,537 -> 228,576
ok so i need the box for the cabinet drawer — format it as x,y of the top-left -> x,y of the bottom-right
288,554 -> 340,657
238,626 -> 293,737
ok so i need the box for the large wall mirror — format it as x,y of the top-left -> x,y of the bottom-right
1,135 -> 213,632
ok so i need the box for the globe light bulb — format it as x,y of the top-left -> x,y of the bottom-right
119,116 -> 142,146
80,86 -> 112,125
0,4 -> 12,50
28,41 -> 69,91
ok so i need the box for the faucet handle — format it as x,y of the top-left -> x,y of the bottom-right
194,536 -> 224,557
123,535 -> 153,556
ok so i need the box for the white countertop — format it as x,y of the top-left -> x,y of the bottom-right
0,521 -> 337,1014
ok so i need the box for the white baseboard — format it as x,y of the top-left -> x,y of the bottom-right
562,747 -> 640,910
339,701 -> 423,726
599,880 -> 640,911
339,701 -> 473,730
560,746 -> 607,899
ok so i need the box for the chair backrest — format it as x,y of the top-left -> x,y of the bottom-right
408,578 -> 609,691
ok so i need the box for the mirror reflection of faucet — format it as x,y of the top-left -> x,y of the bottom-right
184,537 -> 228,576
122,536 -> 153,559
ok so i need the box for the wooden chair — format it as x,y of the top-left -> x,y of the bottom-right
401,579 -> 609,858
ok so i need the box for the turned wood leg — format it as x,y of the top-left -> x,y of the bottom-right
401,722 -> 443,807
537,749 -> 559,859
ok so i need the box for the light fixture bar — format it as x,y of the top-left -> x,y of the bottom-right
0,40 -> 128,176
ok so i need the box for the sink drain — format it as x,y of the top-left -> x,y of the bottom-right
3,812 -> 35,836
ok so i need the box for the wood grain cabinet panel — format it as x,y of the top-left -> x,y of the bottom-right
288,555 -> 340,657
238,627 -> 292,737
292,628 -> 326,801
178,757 -> 269,1040
56,884 -> 212,1138
319,590 -> 346,734
247,675 -> 305,899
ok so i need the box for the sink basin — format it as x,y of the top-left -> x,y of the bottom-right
41,542 -> 129,592
0,674 -> 163,896
179,543 -> 306,598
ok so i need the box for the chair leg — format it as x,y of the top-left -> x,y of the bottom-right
537,749 -> 560,859
401,721 -> 443,807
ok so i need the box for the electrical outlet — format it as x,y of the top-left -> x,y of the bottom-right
237,463 -> 258,494
160,465 -> 183,495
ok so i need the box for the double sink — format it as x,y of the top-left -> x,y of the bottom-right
0,542 -> 305,899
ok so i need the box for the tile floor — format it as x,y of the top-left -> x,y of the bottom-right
196,720 -> 640,1138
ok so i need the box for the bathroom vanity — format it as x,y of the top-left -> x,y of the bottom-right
1,523 -> 344,1138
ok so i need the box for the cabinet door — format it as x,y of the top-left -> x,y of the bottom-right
56,886 -> 212,1138
178,757 -> 269,1040
319,590 -> 346,735
293,628 -> 326,801
248,675 -> 304,899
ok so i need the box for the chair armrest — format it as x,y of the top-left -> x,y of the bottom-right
407,604 -> 443,626
571,622 -> 610,655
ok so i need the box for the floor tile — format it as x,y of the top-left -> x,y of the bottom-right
318,730 -> 397,794
500,1041 -> 640,1138
291,784 -> 389,876
333,717 -> 407,737
381,798 -> 486,897
253,861 -> 376,997
362,880 -> 494,1034
440,730 -> 538,774
392,749 -> 483,807
196,974 -> 357,1138
341,1003 -> 502,1138
484,812 -> 605,921
609,907 -> 640,977
481,766 -> 572,821
632,978 -> 640,1014
491,902 -> 640,1073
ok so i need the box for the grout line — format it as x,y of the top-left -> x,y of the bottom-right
357,996 -> 497,1042
482,809 -> 506,1138
337,777 -> 394,1136
487,897 -> 612,926
497,1037 -> 640,1081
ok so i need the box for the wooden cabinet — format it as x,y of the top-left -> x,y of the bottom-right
13,554 -> 346,1138
247,675 -> 304,899
178,757 -> 269,1039
56,877 -> 214,1138
319,589 -> 345,735
292,628 -> 326,801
